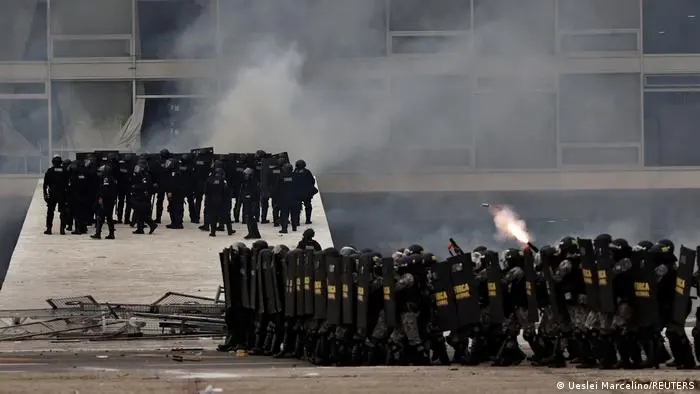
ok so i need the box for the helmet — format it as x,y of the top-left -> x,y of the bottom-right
251,240 -> 269,252
62,159 -> 71,167
160,149 -> 170,158
339,246 -> 359,256
214,160 -> 223,169
51,155 -> 62,167
556,236 -> 579,256
273,244 -> 290,255
255,150 -> 266,158
473,245 -> 487,254
611,238 -> 631,260
594,233 -> 613,246
295,159 -> 306,169
182,153 -> 191,162
243,167 -> 254,178
303,228 -> 315,239
406,244 -> 424,255
636,240 -> 654,250
282,162 -> 293,174
657,239 -> 675,254
503,248 -> 524,268
108,153 -> 118,162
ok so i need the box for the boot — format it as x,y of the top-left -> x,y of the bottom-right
411,344 -> 431,366
599,335 -> 618,369
640,335 -> 659,369
462,337 -> 486,366
692,325 -> 700,364
575,331 -> 597,368
613,334 -> 632,369
148,222 -> 158,234
626,334 -> 643,369
491,339 -> 510,366
217,333 -> 235,352
248,332 -> 265,355
105,232 -> 115,240
90,233 -> 101,239
544,336 -> 566,368
674,336 -> 697,370
432,338 -> 451,365
44,228 -> 51,235
279,227 -> 288,234
198,224 -> 209,232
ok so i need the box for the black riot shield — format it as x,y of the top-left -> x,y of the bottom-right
250,249 -> 265,314
238,246 -> 252,310
261,249 -> 281,314
220,250 -> 233,308
578,238 -> 600,312
672,246 -> 696,325
326,253 -> 342,325
594,241 -> 616,314
523,250 -> 539,323
342,256 -> 357,325
284,249 -> 297,318
294,249 -> 306,318
313,252 -> 327,320
303,250 -> 315,315
356,255 -> 372,331
382,257 -> 397,329
541,252 -> 563,322
631,250 -> 659,328
447,254 -> 480,326
430,259 -> 459,331
94,150 -> 119,165
191,147 -> 214,156
260,157 -> 273,198
485,251 -> 505,324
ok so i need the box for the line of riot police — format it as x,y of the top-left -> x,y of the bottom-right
217,235 -> 700,368
42,148 -> 318,240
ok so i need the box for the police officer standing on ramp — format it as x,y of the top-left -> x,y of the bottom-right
43,155 -> 69,235
90,165 -> 118,240
241,167 -> 261,240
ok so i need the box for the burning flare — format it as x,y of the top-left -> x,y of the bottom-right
490,205 -> 531,245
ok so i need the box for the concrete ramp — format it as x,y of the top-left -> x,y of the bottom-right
0,180 -> 333,309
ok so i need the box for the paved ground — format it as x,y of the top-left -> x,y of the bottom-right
1,338 -> 699,393
0,180 -> 334,309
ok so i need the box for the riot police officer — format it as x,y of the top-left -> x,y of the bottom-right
297,228 -> 322,251
293,159 -> 317,225
43,155 -> 69,235
131,161 -> 158,235
276,163 -> 298,234
68,160 -> 91,235
204,167 -> 235,237
115,154 -> 133,224
166,157 -> 190,229
154,148 -> 172,224
91,165 -> 118,240
241,168 -> 262,239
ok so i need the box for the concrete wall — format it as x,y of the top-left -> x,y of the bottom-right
0,177 -> 36,288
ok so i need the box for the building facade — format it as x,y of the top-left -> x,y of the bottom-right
1,0 -> 700,185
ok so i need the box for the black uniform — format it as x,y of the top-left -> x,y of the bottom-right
255,150 -> 268,223
61,159 -> 74,231
43,156 -> 69,235
297,228 -> 322,251
130,166 -> 158,235
276,163 -> 299,233
154,149 -> 171,223
68,163 -> 92,235
115,156 -> 133,224
241,168 -> 261,239
204,168 -> 234,237
167,159 -> 191,229
293,160 -> 317,225
91,166 -> 118,239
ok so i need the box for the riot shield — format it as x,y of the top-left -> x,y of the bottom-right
313,252 -> 327,320
485,251 -> 505,324
190,147 -> 214,156
249,249 -> 265,314
356,254 -> 372,331
631,250 -> 659,328
341,256 -> 357,325
326,252 -> 342,325
94,150 -> 119,165
260,157 -> 273,198
540,252 -> 563,322
294,249 -> 306,318
261,249 -> 280,314
523,250 -> 539,323
382,257 -> 397,329
672,246 -> 696,325
273,151 -> 290,163
238,246 -> 251,310
75,152 -> 90,163
303,250 -> 315,315
594,241 -> 615,314
578,238 -> 600,312
447,254 -> 480,326
220,250 -> 233,309
284,249 -> 297,318
430,259 -> 459,331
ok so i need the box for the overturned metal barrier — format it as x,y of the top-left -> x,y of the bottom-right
0,291 -> 226,341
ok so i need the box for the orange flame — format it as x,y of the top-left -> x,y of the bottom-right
490,205 -> 531,245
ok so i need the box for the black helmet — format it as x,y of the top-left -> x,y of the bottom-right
539,245 -> 556,256
556,236 -> 579,256
243,167 -> 254,179
295,159 -> 306,169
303,228 -> 315,239
160,148 -> 170,158
339,246 -> 359,256
503,248 -> 524,268
636,240 -> 654,250
214,160 -> 224,169
62,158 -> 71,167
611,238 -> 632,260
51,155 -> 62,167
255,150 -> 266,158
182,153 -> 191,162
251,240 -> 269,252
657,239 -> 675,254
214,167 -> 225,177
406,244 -> 424,255
594,233 -> 612,247
473,245 -> 487,254
611,238 -> 630,250
102,165 -> 113,176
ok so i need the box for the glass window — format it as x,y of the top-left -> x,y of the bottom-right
560,32 -> 638,52
52,39 -> 130,58
141,97 -> 209,149
645,74 -> 700,87
0,0 -> 47,61
0,99 -> 48,173
51,82 -> 132,154
473,91 -> 557,169
389,75 -> 473,148
391,35 -> 467,54
51,0 -> 131,35
0,83 -> 45,95
558,74 -> 641,143
390,0 -> 471,31
137,0 -> 214,59
558,0 -> 640,30
561,146 -> 639,166
474,0 -> 555,55
644,92 -> 700,166
139,79 -> 217,96
643,0 -> 700,54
